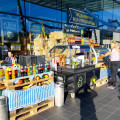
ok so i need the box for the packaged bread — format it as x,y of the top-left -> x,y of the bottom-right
62,58 -> 66,63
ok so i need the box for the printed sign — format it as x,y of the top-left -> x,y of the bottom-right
63,27 -> 83,35
1,18 -> 19,43
30,23 -> 41,43
75,74 -> 85,92
67,8 -> 98,28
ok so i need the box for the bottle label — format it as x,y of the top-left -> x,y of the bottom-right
21,69 -> 24,72
15,70 -> 17,74
41,67 -> 43,69
47,66 -> 50,68
38,67 -> 41,70
8,71 -> 12,75
25,69 -> 28,72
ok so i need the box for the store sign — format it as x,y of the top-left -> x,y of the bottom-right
1,18 -> 19,43
67,8 -> 98,28
72,45 -> 80,49
63,27 -> 83,35
75,74 -> 85,92
30,23 -> 41,43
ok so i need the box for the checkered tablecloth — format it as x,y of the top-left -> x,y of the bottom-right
2,82 -> 55,111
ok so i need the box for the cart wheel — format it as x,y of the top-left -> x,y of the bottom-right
71,93 -> 75,98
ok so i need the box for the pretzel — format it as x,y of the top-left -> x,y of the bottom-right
89,39 -> 94,47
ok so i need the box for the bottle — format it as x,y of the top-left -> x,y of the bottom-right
17,65 -> 20,78
24,66 -> 28,76
27,64 -> 30,76
36,64 -> 39,74
8,67 -> 12,79
30,64 -> 33,75
45,62 -> 47,72
38,63 -> 41,73
47,63 -> 50,72
33,64 -> 36,75
40,64 -> 43,73
0,67 -> 4,77
5,67 -> 9,80
20,65 -> 24,77
12,68 -> 15,79
15,67 -> 17,78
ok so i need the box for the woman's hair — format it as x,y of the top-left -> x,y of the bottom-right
111,41 -> 117,48
8,50 -> 14,56
111,41 -> 119,52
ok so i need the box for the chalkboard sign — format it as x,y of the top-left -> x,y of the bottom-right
1,18 -> 19,43
67,8 -> 98,28
75,73 -> 85,92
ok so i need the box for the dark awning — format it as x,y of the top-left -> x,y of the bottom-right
24,0 -> 120,12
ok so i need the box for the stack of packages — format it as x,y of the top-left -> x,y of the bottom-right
49,31 -> 67,49
59,54 -> 66,67
34,35 -> 50,60
34,37 -> 43,56
34,31 -> 67,60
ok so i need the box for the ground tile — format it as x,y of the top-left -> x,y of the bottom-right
38,106 -> 65,119
107,101 -> 120,109
114,109 -> 120,116
61,102 -> 73,109
66,106 -> 80,113
76,110 -> 95,119
88,102 -> 104,111
56,109 -> 74,118
106,114 -> 120,120
66,113 -> 85,120
101,105 -> 117,113
87,110 -> 112,120
24,115 -> 45,120
74,102 -> 89,109
47,115 -> 66,120
97,98 -> 111,105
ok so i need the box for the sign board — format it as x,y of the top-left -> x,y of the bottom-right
11,43 -> 21,51
75,73 -> 85,92
27,43 -> 31,50
63,27 -> 83,35
1,18 -> 19,43
30,23 -> 41,43
67,8 -> 98,28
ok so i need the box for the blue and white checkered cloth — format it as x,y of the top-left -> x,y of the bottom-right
2,82 -> 55,111
98,69 -> 111,80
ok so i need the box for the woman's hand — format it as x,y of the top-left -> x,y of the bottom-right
101,54 -> 105,58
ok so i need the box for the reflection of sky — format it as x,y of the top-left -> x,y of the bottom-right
0,0 -> 120,30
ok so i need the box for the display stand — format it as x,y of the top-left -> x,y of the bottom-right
55,65 -> 100,98
0,71 -> 55,120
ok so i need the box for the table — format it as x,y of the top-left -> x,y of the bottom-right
54,65 -> 100,97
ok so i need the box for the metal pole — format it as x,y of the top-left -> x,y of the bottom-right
17,0 -> 27,52
61,0 -> 62,30
24,0 -> 27,52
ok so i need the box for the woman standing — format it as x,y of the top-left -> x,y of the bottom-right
102,41 -> 120,89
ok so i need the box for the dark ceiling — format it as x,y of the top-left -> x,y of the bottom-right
24,0 -> 120,12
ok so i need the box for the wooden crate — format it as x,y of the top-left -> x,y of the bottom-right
95,77 -> 108,87
10,98 -> 54,120
0,76 -> 54,90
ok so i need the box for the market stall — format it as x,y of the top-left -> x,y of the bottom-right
0,55 -> 55,120
49,44 -> 99,97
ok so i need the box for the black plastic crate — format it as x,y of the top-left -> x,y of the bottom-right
36,55 -> 45,68
18,55 -> 45,66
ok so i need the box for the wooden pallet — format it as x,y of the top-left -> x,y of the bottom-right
0,76 -> 54,90
95,77 -> 108,87
10,98 -> 54,120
